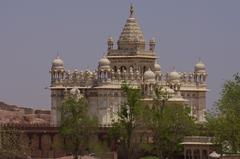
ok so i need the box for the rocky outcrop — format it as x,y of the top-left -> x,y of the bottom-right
0,101 -> 50,124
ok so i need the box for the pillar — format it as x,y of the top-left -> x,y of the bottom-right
184,149 -> 186,159
38,134 -> 42,150
200,148 -> 202,159
191,148 -> 194,159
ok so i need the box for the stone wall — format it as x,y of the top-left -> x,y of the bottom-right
0,124 -> 65,158
222,154 -> 240,159
0,124 -> 117,159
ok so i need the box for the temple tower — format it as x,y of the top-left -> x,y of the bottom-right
106,4 -> 157,75
48,4 -> 208,125
49,55 -> 65,125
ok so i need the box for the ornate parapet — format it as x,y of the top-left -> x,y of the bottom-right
60,69 -> 97,87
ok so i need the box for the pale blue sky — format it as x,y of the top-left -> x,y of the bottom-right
0,0 -> 240,109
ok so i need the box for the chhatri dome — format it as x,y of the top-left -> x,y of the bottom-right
195,58 -> 206,73
117,4 -> 145,50
98,56 -> 111,71
154,63 -> 161,72
99,56 -> 110,66
169,67 -> 181,83
154,63 -> 161,76
52,55 -> 64,68
143,68 -> 156,82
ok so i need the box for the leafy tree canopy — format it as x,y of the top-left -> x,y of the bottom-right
207,73 -> 240,153
108,83 -> 143,159
143,87 -> 196,159
0,127 -> 28,159
59,94 -> 99,159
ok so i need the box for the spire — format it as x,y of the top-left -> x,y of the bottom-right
56,49 -> 60,58
172,66 -> 176,71
117,4 -> 145,51
198,57 -> 202,63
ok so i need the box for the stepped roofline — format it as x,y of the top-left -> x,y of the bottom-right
117,4 -> 145,51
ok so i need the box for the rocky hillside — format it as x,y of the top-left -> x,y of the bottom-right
0,101 -> 50,124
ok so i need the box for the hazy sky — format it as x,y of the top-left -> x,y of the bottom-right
0,0 -> 240,109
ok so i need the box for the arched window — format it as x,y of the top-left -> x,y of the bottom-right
113,66 -> 117,72
129,66 -> 134,71
120,66 -> 127,73
143,66 -> 146,74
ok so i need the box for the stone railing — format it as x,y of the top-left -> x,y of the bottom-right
52,67 -> 207,90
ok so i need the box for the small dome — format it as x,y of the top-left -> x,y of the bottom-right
154,63 -> 161,72
52,56 -> 64,68
99,56 -> 110,66
98,56 -> 111,71
195,59 -> 206,72
169,69 -> 180,83
143,68 -> 155,82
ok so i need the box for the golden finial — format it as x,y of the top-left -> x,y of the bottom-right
130,3 -> 134,17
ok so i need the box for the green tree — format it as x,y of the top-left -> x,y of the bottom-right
109,83 -> 143,159
144,87 -> 196,159
207,73 -> 240,153
0,126 -> 28,159
59,93 -> 99,159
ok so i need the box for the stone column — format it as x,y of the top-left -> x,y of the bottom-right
184,149 -> 186,159
200,148 -> 202,159
50,134 -> 54,150
38,134 -> 42,150
191,148 -> 194,159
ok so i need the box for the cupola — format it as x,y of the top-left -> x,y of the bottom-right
195,58 -> 206,73
143,68 -> 156,83
154,63 -> 161,72
98,56 -> 111,71
52,56 -> 64,69
169,68 -> 181,84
